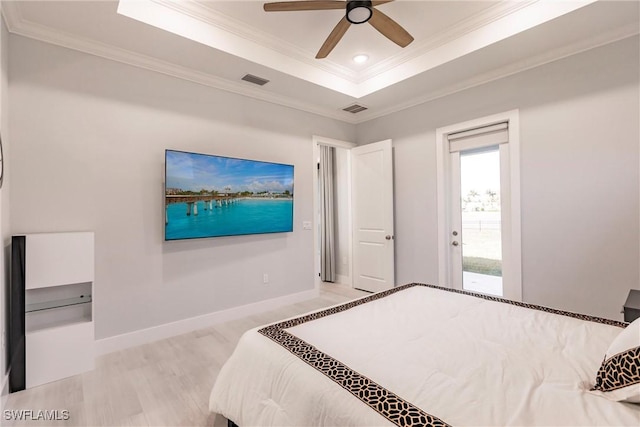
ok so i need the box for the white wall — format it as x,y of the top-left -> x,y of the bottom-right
357,36 -> 640,320
8,35 -> 355,340
6,26 -> 638,350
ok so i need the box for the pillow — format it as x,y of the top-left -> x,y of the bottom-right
591,317 -> 640,403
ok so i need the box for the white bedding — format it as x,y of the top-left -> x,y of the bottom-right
209,284 -> 640,426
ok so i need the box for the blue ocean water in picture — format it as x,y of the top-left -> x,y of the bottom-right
165,198 -> 293,240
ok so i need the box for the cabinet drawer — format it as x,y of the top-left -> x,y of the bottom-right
26,321 -> 94,388
25,232 -> 94,290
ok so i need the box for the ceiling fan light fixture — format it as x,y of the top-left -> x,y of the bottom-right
346,1 -> 373,24
353,54 -> 369,63
263,0 -> 414,59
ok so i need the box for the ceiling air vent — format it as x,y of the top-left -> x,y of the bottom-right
241,74 -> 270,86
342,104 -> 368,114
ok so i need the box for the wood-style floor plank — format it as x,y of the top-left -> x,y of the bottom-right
4,283 -> 367,426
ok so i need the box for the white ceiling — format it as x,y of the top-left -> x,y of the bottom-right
198,0 -> 500,74
3,1 -> 639,123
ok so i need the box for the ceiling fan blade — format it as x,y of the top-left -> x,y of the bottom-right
264,1 -> 345,12
316,17 -> 351,59
368,8 -> 414,48
371,1 -> 394,6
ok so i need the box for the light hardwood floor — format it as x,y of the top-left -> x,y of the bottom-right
4,283 -> 368,427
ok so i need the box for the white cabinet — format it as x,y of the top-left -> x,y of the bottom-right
9,232 -> 95,391
25,232 -> 94,290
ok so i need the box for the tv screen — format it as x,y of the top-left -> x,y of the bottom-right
165,150 -> 294,240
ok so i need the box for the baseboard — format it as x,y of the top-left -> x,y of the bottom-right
95,288 -> 319,356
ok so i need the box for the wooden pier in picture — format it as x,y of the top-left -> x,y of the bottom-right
165,194 -> 241,223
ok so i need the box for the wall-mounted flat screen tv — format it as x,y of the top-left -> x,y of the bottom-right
165,150 -> 294,240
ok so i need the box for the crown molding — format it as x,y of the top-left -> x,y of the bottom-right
2,0 -> 23,33
354,24 -> 640,124
117,0 -> 361,96
152,0 -> 538,85
153,0 -> 359,82
356,0 -> 600,97
116,0 -> 602,98
358,0 -> 537,81
2,1 -> 636,126
2,5 -> 359,124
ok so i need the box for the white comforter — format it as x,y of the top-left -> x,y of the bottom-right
209,285 -> 640,426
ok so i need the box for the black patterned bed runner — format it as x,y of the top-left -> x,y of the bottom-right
258,283 -> 627,427
259,324 -> 448,427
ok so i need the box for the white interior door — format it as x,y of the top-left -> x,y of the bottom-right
351,140 -> 395,292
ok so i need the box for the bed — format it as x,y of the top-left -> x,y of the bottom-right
209,283 -> 640,426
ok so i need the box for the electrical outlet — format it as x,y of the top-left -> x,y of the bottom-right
263,273 -> 269,284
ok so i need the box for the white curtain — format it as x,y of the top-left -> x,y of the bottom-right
319,145 -> 336,282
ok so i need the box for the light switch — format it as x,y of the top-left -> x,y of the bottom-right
303,221 -> 312,230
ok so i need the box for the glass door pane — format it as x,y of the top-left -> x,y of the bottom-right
460,147 -> 502,296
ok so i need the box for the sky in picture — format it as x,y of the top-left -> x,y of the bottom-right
166,150 -> 294,193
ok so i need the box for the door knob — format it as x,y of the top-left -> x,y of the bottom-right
385,235 -> 392,240
452,241 -> 459,246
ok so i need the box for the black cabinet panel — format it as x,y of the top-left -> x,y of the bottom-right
623,289 -> 640,323
8,236 -> 26,392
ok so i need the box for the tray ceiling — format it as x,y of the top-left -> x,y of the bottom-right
3,1 -> 639,123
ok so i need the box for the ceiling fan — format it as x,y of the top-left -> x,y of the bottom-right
263,1 -> 414,59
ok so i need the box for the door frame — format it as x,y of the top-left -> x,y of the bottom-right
435,110 -> 522,301
312,136 -> 356,291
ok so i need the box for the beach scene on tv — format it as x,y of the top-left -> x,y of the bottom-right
165,150 -> 294,240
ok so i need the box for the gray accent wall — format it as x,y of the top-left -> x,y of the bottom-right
8,35 -> 355,340
356,36 -> 640,320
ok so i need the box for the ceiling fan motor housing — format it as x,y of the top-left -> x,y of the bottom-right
263,0 -> 414,59
346,1 -> 373,24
